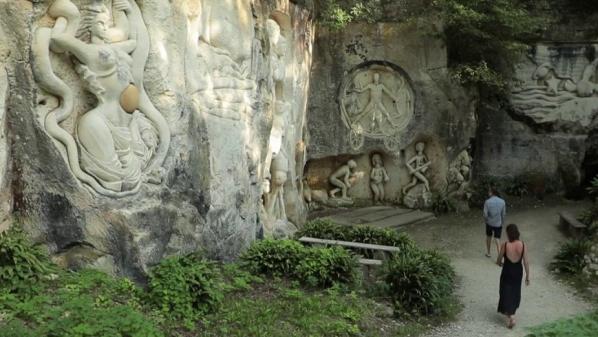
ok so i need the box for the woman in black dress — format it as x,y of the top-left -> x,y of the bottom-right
496,224 -> 530,329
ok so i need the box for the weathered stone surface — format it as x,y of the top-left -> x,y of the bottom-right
0,0 -> 314,277
305,20 -> 476,206
476,96 -> 587,197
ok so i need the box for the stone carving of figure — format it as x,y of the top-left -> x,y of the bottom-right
370,154 -> 389,203
263,19 -> 291,184
187,4 -> 256,120
259,176 -> 272,233
402,142 -> 431,195
352,73 -> 400,131
266,19 -> 287,87
329,160 -> 357,200
32,0 -> 170,197
266,151 -> 289,221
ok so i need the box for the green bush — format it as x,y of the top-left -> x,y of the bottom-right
349,226 -> 415,250
296,246 -> 358,287
383,249 -> 455,316
0,269 -> 162,337
295,218 -> 351,241
240,239 -> 358,288
240,239 -> 306,276
147,252 -> 224,328
0,226 -> 54,293
551,240 -> 592,275
296,219 -> 416,258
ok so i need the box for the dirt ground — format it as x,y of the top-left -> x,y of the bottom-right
401,196 -> 595,337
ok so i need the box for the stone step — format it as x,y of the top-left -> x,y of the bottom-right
366,210 -> 435,228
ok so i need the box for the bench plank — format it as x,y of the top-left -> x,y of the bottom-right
358,258 -> 383,266
298,236 -> 401,252
559,211 -> 587,239
559,211 -> 586,229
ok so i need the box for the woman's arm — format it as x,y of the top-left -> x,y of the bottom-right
496,243 -> 505,267
523,244 -> 530,285
51,33 -> 97,66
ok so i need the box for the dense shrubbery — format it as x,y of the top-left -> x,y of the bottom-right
0,269 -> 163,337
240,238 -> 358,287
551,240 -> 592,275
240,239 -> 307,276
383,249 -> 456,316
0,226 -> 54,292
296,246 -> 358,287
146,253 -> 225,328
297,219 -> 456,317
296,218 -> 416,257
0,221 -> 456,335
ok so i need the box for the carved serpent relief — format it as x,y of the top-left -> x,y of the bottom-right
339,62 -> 414,151
32,0 -> 170,197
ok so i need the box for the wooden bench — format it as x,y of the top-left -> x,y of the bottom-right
559,211 -> 587,239
298,236 -> 399,279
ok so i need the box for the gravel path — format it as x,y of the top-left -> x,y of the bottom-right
401,198 -> 594,337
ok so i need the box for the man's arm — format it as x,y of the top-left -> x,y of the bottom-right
501,202 -> 506,226
483,201 -> 489,222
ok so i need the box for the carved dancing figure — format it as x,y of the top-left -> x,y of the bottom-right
402,142 -> 431,194
32,0 -> 170,197
352,73 -> 400,130
266,151 -> 288,222
329,160 -> 357,199
370,154 -> 389,203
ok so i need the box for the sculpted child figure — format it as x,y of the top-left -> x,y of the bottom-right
329,160 -> 357,199
402,142 -> 431,195
370,154 -> 389,203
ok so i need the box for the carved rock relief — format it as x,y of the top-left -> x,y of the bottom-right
32,0 -> 171,197
339,62 -> 414,151
402,141 -> 432,209
511,44 -> 598,128
185,0 -> 256,121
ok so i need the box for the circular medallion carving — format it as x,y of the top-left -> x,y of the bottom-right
339,61 -> 414,142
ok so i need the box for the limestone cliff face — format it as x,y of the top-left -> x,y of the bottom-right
472,3 -> 598,197
0,0 -> 313,280
306,20 -> 477,204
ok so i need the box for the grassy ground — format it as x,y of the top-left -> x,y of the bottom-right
0,268 -> 459,337
525,310 -> 598,337
197,280 -> 460,337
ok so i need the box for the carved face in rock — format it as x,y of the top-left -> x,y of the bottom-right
348,160 -> 357,170
373,73 -> 380,83
415,142 -> 425,153
372,154 -> 382,167
90,11 -> 111,43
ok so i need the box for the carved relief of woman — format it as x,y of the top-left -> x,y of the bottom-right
32,0 -> 170,196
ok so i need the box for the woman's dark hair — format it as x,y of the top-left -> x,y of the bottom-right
506,224 -> 520,242
488,185 -> 499,196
